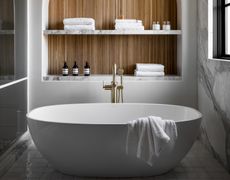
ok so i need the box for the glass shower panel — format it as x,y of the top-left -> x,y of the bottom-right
0,0 -> 27,156
0,80 -> 27,155
0,0 -> 27,83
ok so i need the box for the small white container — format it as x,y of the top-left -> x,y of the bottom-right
154,21 -> 161,30
162,21 -> 167,30
165,21 -> 171,30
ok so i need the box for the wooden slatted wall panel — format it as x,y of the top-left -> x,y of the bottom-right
0,35 -> 14,76
0,0 -> 14,29
0,0 -> 14,76
48,0 -> 177,75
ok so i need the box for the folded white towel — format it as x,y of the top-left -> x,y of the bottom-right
115,22 -> 143,26
64,25 -> 95,30
63,18 -> 95,25
135,70 -> 165,77
115,24 -> 143,29
136,64 -> 165,72
115,19 -> 142,24
126,116 -> 177,166
115,26 -> 145,31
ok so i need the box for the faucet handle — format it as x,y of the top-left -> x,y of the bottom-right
103,81 -> 113,90
118,68 -> 124,76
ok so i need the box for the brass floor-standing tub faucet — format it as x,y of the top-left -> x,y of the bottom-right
103,64 -> 124,103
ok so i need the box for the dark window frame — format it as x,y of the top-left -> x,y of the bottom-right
214,0 -> 230,59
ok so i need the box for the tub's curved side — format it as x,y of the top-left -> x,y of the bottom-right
27,115 -> 202,177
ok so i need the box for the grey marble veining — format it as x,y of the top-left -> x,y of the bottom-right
2,140 -> 230,180
43,30 -> 182,36
198,0 -> 230,171
0,132 -> 32,177
43,75 -> 182,82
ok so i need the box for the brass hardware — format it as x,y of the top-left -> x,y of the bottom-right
103,64 -> 124,103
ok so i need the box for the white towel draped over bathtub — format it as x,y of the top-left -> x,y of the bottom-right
126,116 -> 178,166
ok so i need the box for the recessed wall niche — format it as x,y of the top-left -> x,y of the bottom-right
42,0 -> 181,76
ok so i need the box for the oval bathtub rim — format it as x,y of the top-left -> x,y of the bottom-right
26,103 -> 202,125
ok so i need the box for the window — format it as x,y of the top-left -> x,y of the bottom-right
214,0 -> 230,59
225,0 -> 230,56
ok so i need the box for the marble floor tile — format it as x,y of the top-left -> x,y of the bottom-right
1,141 -> 230,180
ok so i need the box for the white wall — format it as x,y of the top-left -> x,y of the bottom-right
28,0 -> 198,110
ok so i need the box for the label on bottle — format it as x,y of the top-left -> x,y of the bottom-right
73,68 -> 79,75
84,68 -> 90,76
62,68 -> 68,75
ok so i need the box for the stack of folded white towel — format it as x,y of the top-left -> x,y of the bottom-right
115,19 -> 144,30
135,64 -> 165,77
63,18 -> 95,30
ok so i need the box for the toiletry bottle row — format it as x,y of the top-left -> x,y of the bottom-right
62,61 -> 90,76
152,21 -> 171,30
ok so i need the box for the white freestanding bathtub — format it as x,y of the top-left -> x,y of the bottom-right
27,103 -> 202,177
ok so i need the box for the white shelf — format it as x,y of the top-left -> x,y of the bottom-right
0,30 -> 15,35
43,75 -> 182,82
43,30 -> 182,36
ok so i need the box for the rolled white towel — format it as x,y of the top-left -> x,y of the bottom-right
63,18 -> 95,25
135,70 -> 165,77
115,26 -> 145,31
115,19 -> 142,24
64,25 -> 95,30
136,64 -> 165,72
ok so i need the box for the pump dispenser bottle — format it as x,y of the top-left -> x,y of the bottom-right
62,61 -> 69,76
72,61 -> 79,76
84,62 -> 90,76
